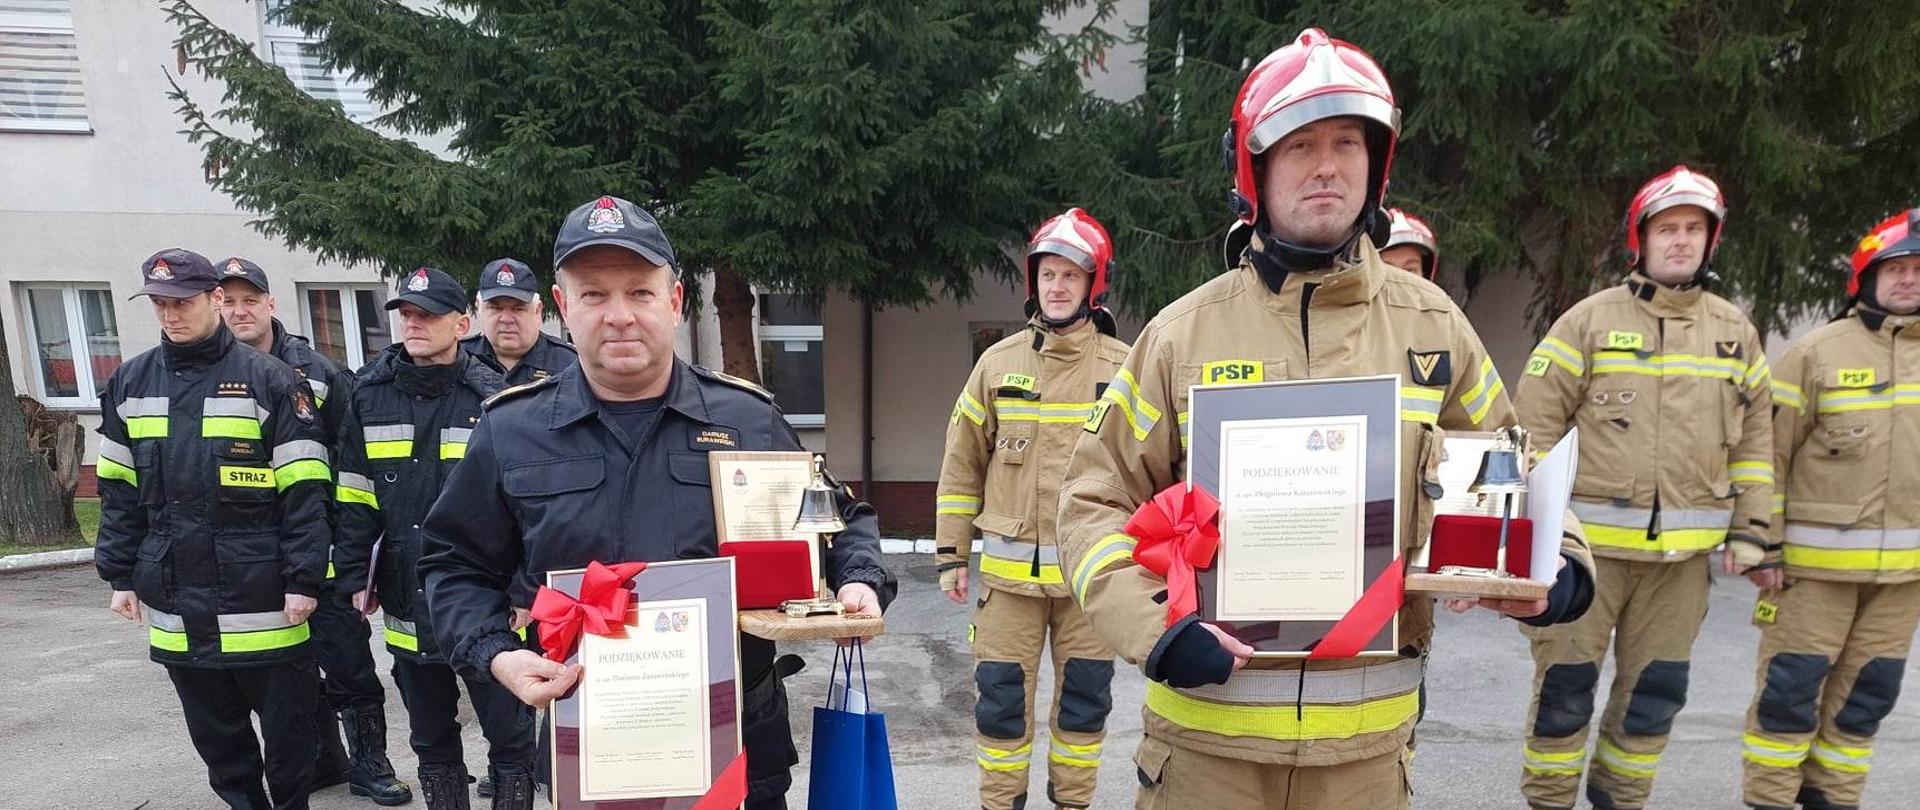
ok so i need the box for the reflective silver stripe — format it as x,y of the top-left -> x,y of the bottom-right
1784,525 -> 1920,550
1570,500 -> 1730,530
363,424 -> 415,442
117,396 -> 169,420
271,439 -> 330,468
218,610 -> 298,633
1810,740 -> 1872,769
306,379 -> 330,402
144,607 -> 186,632
385,614 -> 416,635
97,438 -> 135,468
439,427 -> 472,445
981,534 -> 1060,565
202,396 -> 270,421
337,470 -> 376,492
1175,656 -> 1425,705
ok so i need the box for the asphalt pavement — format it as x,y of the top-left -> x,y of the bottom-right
3,558 -> 1914,808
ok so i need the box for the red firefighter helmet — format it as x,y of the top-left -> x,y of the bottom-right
1382,208 -> 1438,280
1849,208 -> 1920,299
1225,28 -> 1400,227
1025,207 -> 1113,312
1623,165 -> 1727,269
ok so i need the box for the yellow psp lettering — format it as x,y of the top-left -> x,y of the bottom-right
1605,331 -> 1644,351
220,466 -> 275,488
1836,368 -> 1876,388
1000,373 -> 1036,392
1202,360 -> 1264,385
1525,355 -> 1552,377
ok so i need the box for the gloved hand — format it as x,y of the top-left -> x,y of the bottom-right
1518,552 -> 1595,627
1146,619 -> 1237,688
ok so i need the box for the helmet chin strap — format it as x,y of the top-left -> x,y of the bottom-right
1032,300 -> 1091,331
1248,208 -> 1378,293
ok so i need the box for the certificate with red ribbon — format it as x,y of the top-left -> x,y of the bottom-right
1182,375 -> 1404,659
541,558 -> 747,809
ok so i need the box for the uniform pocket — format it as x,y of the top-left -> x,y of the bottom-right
1818,418 -> 1871,460
134,441 -> 164,506
1132,734 -> 1173,795
1410,423 -> 1446,553
993,420 -> 1035,466
216,531 -> 284,608
214,440 -> 276,524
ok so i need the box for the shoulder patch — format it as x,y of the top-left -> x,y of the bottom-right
483,375 -> 561,410
692,364 -> 775,402
1407,349 -> 1452,386
1715,340 -> 1742,359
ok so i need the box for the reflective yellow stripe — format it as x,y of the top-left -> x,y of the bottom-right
326,561 -> 337,580
1534,337 -> 1585,375
336,484 -> 378,508
1729,461 -> 1774,486
1458,358 -> 1504,425
1584,524 -> 1727,553
1741,733 -> 1810,768
1101,368 -> 1162,441
936,494 -> 982,516
1745,353 -> 1772,389
1772,494 -> 1786,516
1400,387 -> 1443,425
125,416 -> 169,439
993,400 -> 1100,424
1784,546 -> 1920,573
201,416 -> 263,439
384,626 -> 419,652
979,554 -> 1064,584
1072,533 -> 1136,604
1810,739 -> 1872,774
1144,682 -> 1418,741
976,743 -> 1032,772
274,459 -> 330,490
1593,738 -> 1660,779
1048,740 -> 1102,767
1522,745 -> 1585,776
954,391 -> 987,426
365,440 -> 413,459
219,466 -> 276,488
440,442 -> 468,460
220,622 -> 311,653
96,457 -> 138,486
1772,379 -> 1806,412
149,626 -> 189,652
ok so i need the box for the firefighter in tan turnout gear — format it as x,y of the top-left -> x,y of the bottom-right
936,208 -> 1131,810
1740,209 -> 1920,810
1514,165 -> 1775,810
1056,29 -> 1595,809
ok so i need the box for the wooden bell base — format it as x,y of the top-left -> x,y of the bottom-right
1405,570 -> 1550,601
739,609 -> 885,642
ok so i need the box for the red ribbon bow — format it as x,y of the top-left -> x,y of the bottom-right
529,561 -> 648,663
1127,484 -> 1222,628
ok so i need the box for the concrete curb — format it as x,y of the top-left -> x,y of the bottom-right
0,547 -> 92,573
878,538 -> 972,555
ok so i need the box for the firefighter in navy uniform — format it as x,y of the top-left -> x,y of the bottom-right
332,267 -> 532,810
95,248 -> 333,810
217,256 -> 411,806
419,195 -> 897,810
460,257 -> 578,386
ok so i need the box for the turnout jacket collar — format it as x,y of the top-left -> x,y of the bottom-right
161,322 -> 237,370
1624,270 -> 1705,318
1032,317 -> 1103,361
1246,232 -> 1388,315
547,360 -> 712,430
1855,304 -> 1920,334
358,343 -> 495,398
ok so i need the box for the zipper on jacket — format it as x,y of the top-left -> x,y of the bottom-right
1300,282 -> 1320,365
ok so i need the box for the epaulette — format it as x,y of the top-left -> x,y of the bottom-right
691,363 -> 775,402
483,374 -> 561,410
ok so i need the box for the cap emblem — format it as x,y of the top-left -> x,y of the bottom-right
407,268 -> 430,292
225,259 -> 247,276
149,259 -> 174,281
585,196 -> 626,234
496,267 -> 517,286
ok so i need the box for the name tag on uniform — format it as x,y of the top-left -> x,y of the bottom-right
220,466 -> 275,488
1202,360 -> 1263,384
692,427 -> 741,450
1605,331 -> 1644,351
1836,368 -> 1876,388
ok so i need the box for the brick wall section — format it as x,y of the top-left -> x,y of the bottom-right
77,466 -> 98,498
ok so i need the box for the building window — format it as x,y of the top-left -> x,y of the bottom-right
18,284 -> 121,407
300,284 -> 391,370
260,0 -> 375,122
757,293 -> 824,428
0,0 -> 90,133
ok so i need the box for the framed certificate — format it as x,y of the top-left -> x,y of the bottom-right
1188,375 -> 1401,657
548,558 -> 742,808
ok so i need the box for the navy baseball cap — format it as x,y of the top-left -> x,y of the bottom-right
133,248 -> 220,299
553,195 -> 677,272
216,256 -> 271,293
477,258 -> 539,302
384,267 -> 468,316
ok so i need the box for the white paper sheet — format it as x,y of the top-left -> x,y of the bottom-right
1525,429 -> 1579,583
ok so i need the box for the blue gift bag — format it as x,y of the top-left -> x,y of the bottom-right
807,640 -> 897,810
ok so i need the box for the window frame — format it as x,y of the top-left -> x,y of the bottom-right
257,0 -> 376,123
297,283 -> 391,371
0,1 -> 92,134
17,283 -> 118,408
755,293 -> 825,428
